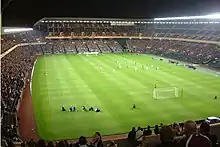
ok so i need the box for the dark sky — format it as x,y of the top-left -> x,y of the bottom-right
2,0 -> 220,27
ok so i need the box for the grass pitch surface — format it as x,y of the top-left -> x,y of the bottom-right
32,53 -> 220,140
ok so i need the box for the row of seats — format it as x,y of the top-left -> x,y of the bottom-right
43,23 -> 220,41
1,31 -> 43,54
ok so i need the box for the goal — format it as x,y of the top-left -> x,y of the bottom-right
153,87 -> 179,100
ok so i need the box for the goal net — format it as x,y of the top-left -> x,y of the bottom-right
153,87 -> 179,100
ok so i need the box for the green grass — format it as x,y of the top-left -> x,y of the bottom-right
32,53 -> 220,140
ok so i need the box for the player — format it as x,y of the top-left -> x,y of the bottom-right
154,84 -> 157,89
82,106 -> 87,111
62,105 -> 66,111
73,106 -> 78,112
100,67 -> 103,72
44,72 -> 47,76
132,104 -> 136,109
69,105 -> 73,112
142,65 -> 144,69
156,66 -> 159,70
145,66 -> 149,71
134,67 -> 137,72
118,63 -> 122,69
89,107 -> 94,111
113,69 -> 115,72
94,107 -> 101,112
214,96 -> 217,99
134,62 -> 137,66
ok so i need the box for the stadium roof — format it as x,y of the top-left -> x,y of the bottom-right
34,17 -> 153,26
34,13 -> 220,26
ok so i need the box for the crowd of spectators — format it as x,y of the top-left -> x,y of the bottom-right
42,39 -> 123,53
40,22 -> 220,41
1,45 -> 39,142
127,39 -> 220,68
1,31 -> 43,54
1,132 -> 105,147
128,120 -> 218,147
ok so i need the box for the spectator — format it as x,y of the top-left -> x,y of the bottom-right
73,136 -> 89,147
154,125 -> 160,135
143,125 -> 152,136
107,141 -> 117,147
173,123 -> 182,136
200,121 -> 218,147
156,125 -> 176,147
136,127 -> 143,145
91,132 -> 103,147
47,141 -> 55,147
177,120 -> 211,147
27,139 -> 36,147
56,140 -> 66,147
127,127 -> 136,147
37,139 -> 46,147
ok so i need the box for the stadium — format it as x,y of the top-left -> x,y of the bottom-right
1,14 -> 220,147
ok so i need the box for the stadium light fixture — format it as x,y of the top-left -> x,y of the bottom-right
4,28 -> 33,33
154,13 -> 220,20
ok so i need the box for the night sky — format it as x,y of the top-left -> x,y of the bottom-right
2,0 -> 220,27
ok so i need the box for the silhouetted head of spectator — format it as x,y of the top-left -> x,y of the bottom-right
56,140 -> 65,147
131,127 -> 135,132
64,140 -> 69,147
37,139 -> 46,147
107,141 -> 117,147
78,136 -> 87,145
143,125 -> 152,136
173,122 -> 182,136
160,126 -> 175,143
199,121 -> 218,147
127,127 -> 136,141
95,132 -> 102,140
47,141 -> 54,147
154,125 -> 160,135
137,126 -> 141,130
183,120 -> 197,136
200,121 -> 210,135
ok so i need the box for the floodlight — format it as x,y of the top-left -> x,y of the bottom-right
154,12 -> 220,20
206,13 -> 220,19
4,28 -> 33,33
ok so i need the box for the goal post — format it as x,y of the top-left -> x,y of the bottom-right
153,87 -> 179,100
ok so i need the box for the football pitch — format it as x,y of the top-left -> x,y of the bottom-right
32,53 -> 220,140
